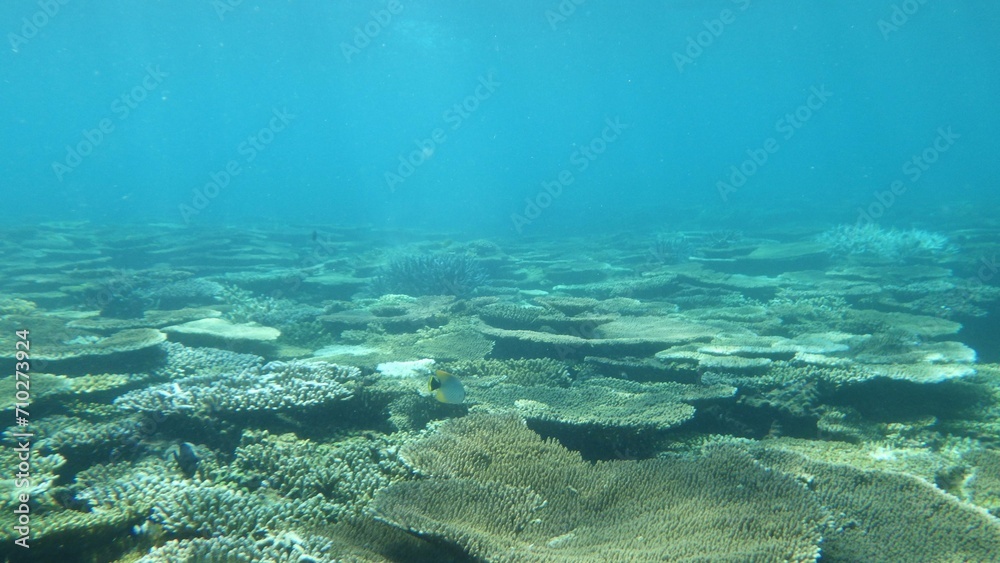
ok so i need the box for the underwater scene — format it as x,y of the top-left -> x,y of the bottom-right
3,1 -> 1000,562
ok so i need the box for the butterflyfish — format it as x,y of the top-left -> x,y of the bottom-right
428,369 -> 465,404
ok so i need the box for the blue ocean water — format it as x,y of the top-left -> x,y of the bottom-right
3,0 -> 998,235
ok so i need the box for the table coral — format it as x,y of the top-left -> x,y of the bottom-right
374,413 -> 826,562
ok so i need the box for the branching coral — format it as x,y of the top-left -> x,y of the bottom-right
369,252 -> 489,297
818,223 -> 954,261
114,360 -> 358,416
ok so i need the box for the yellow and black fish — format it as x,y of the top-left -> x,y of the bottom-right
428,369 -> 465,404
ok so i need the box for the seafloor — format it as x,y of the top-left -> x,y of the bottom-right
2,222 -> 999,562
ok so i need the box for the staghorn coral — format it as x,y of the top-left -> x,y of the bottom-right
139,517 -> 445,563
647,231 -> 700,264
373,412 -> 826,562
14,427 -> 427,562
369,252 -> 489,297
18,414 -> 147,461
217,429 -> 410,520
0,456 -> 185,559
138,533 -> 337,563
149,483 -> 331,538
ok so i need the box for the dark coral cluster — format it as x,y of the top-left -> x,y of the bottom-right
369,252 -> 489,297
87,273 -> 225,319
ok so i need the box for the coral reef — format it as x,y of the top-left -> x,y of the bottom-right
472,377 -> 734,435
3,222 -> 999,561
114,360 -> 358,416
411,325 -> 495,361
1,328 -> 166,362
221,285 -> 324,329
156,340 -> 264,379
81,272 -> 223,319
444,357 -> 573,387
756,446 -> 1000,562
818,223 -> 954,261
319,294 -> 454,334
143,278 -> 225,309
374,413 -> 826,561
962,449 -> 1000,516
67,307 -> 223,332
369,252 -> 489,297
215,429 -> 410,519
647,231 -> 700,264
161,318 -> 281,354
